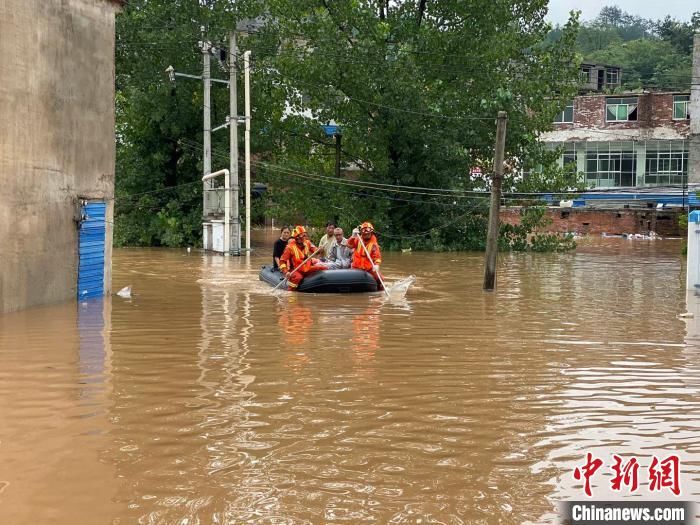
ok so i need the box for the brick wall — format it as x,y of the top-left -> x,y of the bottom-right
500,207 -> 682,237
553,93 -> 690,135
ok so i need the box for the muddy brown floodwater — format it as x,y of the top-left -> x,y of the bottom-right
1,235 -> 699,524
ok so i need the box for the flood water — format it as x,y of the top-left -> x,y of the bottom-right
1,235 -> 699,524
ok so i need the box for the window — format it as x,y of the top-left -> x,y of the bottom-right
605,68 -> 620,86
644,142 -> 688,185
606,97 -> 638,122
673,95 -> 690,120
562,150 -> 576,167
580,67 -> 592,83
554,101 -> 574,123
584,142 -> 636,187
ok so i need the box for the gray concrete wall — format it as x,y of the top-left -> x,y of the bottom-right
0,0 -> 118,313
689,33 -> 700,184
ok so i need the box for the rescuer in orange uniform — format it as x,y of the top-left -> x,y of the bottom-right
278,226 -> 327,291
347,222 -> 383,290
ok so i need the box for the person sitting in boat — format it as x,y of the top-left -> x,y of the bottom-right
272,225 -> 291,271
326,227 -> 352,269
317,221 -> 336,259
347,222 -> 383,290
279,226 -> 327,291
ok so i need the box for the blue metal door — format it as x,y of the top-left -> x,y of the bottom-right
78,201 -> 106,299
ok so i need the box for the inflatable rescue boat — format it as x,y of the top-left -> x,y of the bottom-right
259,265 -> 378,293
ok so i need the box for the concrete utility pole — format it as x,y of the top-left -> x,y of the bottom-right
201,27 -> 212,215
230,32 -> 241,255
689,32 -> 700,185
244,50 -> 252,256
483,111 -> 508,291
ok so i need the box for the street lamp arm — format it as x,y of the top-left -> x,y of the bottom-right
201,168 -> 229,182
166,66 -> 229,85
176,72 -> 203,81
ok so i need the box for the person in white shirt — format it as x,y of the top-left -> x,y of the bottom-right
317,221 -> 336,259
326,228 -> 352,269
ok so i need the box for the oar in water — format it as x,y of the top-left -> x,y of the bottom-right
357,235 -> 391,298
271,246 -> 322,292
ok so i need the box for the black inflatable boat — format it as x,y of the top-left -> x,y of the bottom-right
259,265 -> 378,293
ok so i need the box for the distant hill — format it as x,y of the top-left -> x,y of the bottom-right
548,5 -> 699,91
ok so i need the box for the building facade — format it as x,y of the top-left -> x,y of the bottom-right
0,0 -> 121,313
579,62 -> 622,92
542,91 -> 691,189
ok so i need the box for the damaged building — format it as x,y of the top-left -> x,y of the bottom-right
542,87 -> 691,190
513,36 -> 700,236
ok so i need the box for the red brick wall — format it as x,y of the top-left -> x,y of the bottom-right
500,207 -> 682,236
553,93 -> 690,135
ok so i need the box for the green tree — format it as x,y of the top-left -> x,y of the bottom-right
656,13 -> 700,55
248,0 -> 580,250
586,38 -> 690,90
114,0 -> 580,252
115,0 -> 260,247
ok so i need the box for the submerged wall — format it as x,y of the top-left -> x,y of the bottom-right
0,0 -> 119,313
500,207 -> 683,237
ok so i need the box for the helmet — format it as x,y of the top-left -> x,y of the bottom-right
360,222 -> 374,233
291,225 -> 307,238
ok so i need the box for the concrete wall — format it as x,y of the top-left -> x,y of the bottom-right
543,92 -> 690,143
689,34 -> 700,184
0,0 -> 119,313
500,207 -> 682,237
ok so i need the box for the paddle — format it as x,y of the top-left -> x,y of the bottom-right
271,246 -> 322,292
357,233 -> 391,298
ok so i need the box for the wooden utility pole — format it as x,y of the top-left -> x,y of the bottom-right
483,111 -> 508,291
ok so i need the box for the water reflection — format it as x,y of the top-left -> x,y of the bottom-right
1,239 -> 697,524
78,297 -> 110,389
0,297 -> 117,524
278,294 -> 314,354
350,305 -> 380,368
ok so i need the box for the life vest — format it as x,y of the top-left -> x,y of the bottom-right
349,235 -> 382,271
280,239 -> 313,273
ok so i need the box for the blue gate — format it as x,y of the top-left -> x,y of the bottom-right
78,201 -> 106,299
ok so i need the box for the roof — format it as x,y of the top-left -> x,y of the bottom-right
574,90 -> 690,98
581,62 -> 621,70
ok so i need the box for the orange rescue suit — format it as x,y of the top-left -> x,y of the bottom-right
278,239 -> 325,290
347,234 -> 383,290
347,234 -> 382,271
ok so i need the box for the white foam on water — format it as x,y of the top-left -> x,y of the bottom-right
386,275 -> 416,301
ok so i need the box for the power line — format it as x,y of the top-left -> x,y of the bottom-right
178,137 -> 486,199
177,139 -> 489,207
257,68 -> 499,122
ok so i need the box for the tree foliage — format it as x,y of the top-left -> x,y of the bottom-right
249,0 -> 581,250
115,0 -> 250,247
115,0 -> 582,251
550,5 -> 698,92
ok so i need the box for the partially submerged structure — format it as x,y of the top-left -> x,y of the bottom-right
0,0 -> 121,313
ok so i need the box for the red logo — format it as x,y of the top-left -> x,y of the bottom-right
611,454 -> 639,492
573,453 -> 604,497
574,453 -> 681,497
648,455 -> 681,496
